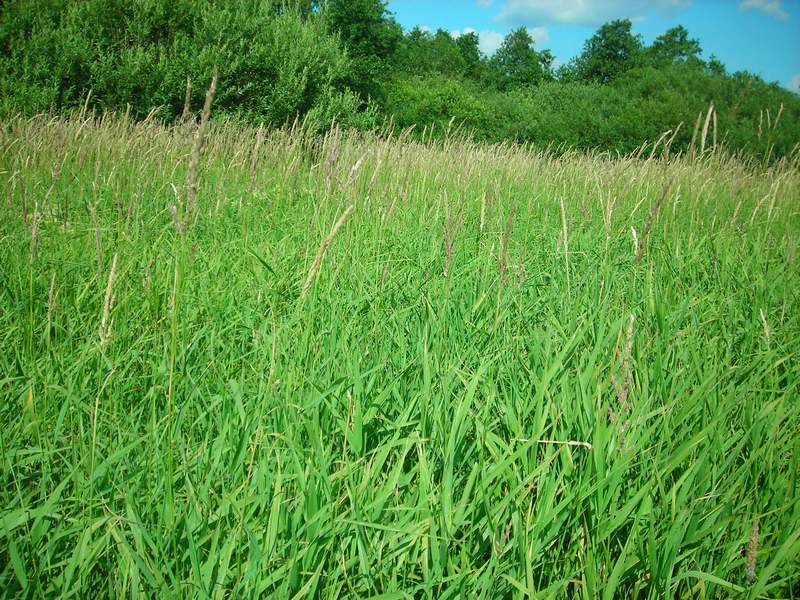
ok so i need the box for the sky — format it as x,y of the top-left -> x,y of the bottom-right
386,0 -> 800,91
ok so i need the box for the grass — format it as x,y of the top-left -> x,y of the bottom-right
1,112 -> 799,598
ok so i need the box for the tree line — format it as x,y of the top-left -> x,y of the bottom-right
1,0 -> 798,158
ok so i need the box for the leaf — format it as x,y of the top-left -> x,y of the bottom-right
248,247 -> 276,277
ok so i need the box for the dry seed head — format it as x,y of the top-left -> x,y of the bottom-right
249,124 -> 265,194
341,154 -> 367,194
664,122 -> 683,160
646,129 -> 672,162
184,68 -> 219,225
300,203 -> 356,300
745,519 -> 759,582
47,272 -> 57,316
497,203 -> 516,284
690,111 -> 703,158
773,103 -> 784,131
90,203 -> 104,280
636,177 -> 675,264
30,202 -> 42,259
759,309 -> 770,342
99,253 -> 119,347
610,314 -> 635,448
368,157 -> 383,197
615,315 -> 635,409
181,77 -> 192,122
324,125 -> 343,193
712,109 -> 718,150
700,102 -> 714,157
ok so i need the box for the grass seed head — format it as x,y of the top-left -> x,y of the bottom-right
746,519 -> 759,582
99,253 -> 119,347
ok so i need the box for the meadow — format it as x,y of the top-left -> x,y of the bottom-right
1,109 -> 799,598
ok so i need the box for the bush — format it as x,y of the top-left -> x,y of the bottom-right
384,76 -> 494,140
0,0 -> 369,129
383,70 -> 800,159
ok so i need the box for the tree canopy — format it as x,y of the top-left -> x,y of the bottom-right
572,19 -> 644,83
649,26 -> 702,64
490,28 -> 554,90
1,0 -> 797,159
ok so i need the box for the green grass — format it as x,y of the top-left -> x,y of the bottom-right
1,113 -> 799,598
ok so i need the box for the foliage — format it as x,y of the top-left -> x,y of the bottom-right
572,19 -> 645,84
490,27 -> 550,90
396,28 -> 468,79
455,31 -> 485,80
384,75 -> 493,139
0,0 -> 364,128
648,26 -> 703,64
386,68 -> 800,159
321,0 -> 403,101
0,0 -> 798,159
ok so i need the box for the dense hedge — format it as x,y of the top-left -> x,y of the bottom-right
385,69 -> 799,158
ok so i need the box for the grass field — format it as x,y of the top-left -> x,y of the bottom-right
1,112 -> 799,598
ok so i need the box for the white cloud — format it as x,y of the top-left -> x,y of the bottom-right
496,0 -> 691,27
478,30 -> 506,55
477,0 -> 494,5
452,27 -> 505,55
527,26 -> 549,44
450,27 -> 477,38
740,0 -> 789,21
419,25 -> 432,33
452,27 -> 549,56
789,74 -> 800,92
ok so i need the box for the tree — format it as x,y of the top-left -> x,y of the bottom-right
455,31 -> 483,79
430,30 -> 467,76
396,28 -> 493,82
648,26 -> 702,64
538,49 -> 556,80
491,27 -> 545,90
706,54 -> 726,77
268,0 -> 320,16
575,19 -> 643,83
322,0 -> 402,101
396,28 -> 466,78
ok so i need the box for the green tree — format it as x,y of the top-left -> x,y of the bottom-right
322,0 -> 402,101
648,26 -> 702,64
491,27 -> 545,90
396,29 -> 485,80
395,26 -> 431,74
455,31 -> 484,79
538,49 -> 556,81
706,54 -> 726,76
430,30 -> 467,76
575,19 -> 643,83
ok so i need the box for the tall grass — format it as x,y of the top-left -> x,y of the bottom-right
1,113 -> 799,598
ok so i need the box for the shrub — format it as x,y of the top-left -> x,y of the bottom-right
0,0 -> 368,128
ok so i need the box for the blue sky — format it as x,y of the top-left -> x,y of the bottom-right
386,0 -> 800,91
